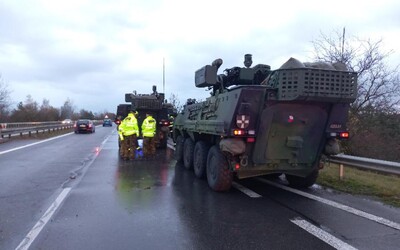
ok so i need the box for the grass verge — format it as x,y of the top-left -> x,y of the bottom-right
317,162 -> 400,208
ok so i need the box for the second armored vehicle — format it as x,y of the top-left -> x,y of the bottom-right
119,86 -> 176,148
173,54 -> 357,191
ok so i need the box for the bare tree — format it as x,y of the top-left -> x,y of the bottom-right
38,99 -> 60,121
0,75 -> 12,121
168,93 -> 183,113
312,29 -> 400,112
312,29 -> 400,160
60,98 -> 75,120
9,95 -> 39,122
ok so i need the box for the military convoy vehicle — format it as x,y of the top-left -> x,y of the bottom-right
117,86 -> 176,148
173,54 -> 357,191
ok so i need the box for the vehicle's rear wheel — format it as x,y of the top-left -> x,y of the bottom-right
206,145 -> 233,192
285,169 -> 319,188
174,135 -> 184,163
183,138 -> 194,169
193,141 -> 209,179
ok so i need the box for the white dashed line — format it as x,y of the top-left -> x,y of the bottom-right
15,188 -> 72,250
257,178 -> 400,231
291,218 -> 358,250
232,182 -> 262,198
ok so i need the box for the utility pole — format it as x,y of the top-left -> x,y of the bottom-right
163,57 -> 165,94
341,27 -> 346,62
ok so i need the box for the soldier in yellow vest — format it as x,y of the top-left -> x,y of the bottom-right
141,112 -> 157,158
118,110 -> 139,160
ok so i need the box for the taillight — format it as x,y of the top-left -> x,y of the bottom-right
88,124 -> 92,128
329,132 -> 350,139
233,129 -> 245,136
159,120 -> 169,126
232,129 -> 256,137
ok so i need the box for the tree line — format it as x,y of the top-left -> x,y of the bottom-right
0,92 -> 113,123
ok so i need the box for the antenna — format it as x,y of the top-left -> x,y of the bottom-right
341,27 -> 346,62
163,57 -> 165,94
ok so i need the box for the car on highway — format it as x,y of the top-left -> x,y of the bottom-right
103,118 -> 113,127
74,119 -> 95,133
62,119 -> 73,124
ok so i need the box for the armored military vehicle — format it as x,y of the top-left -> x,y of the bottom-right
115,104 -> 131,126
173,54 -> 357,191
122,85 -> 175,148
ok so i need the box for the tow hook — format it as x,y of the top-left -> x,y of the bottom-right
240,155 -> 248,167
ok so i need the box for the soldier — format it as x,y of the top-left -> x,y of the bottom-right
168,114 -> 174,137
141,112 -> 156,158
118,110 -> 139,160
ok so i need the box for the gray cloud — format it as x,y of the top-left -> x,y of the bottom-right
1,0 -> 399,114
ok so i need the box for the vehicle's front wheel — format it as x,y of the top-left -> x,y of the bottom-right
206,146 -> 233,192
174,135 -> 184,163
193,141 -> 209,179
285,169 -> 319,188
183,138 -> 194,169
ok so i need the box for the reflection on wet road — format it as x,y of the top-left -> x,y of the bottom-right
114,149 -> 175,214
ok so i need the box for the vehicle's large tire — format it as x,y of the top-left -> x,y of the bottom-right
174,135 -> 184,163
206,145 -> 233,192
285,169 -> 319,189
183,138 -> 195,170
193,141 -> 209,179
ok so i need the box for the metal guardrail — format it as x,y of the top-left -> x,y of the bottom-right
0,121 -> 74,138
2,124 -> 399,177
329,154 -> 400,176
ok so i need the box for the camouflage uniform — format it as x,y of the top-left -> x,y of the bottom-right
141,114 -> 156,157
119,112 -> 139,160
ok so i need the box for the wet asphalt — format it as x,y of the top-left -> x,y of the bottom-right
0,126 -> 399,250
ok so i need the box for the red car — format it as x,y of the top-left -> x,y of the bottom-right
74,119 -> 95,133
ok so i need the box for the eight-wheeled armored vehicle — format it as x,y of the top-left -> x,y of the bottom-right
173,54 -> 357,191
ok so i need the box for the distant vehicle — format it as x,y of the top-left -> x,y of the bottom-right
62,119 -> 73,124
103,119 -> 113,127
74,119 -> 95,133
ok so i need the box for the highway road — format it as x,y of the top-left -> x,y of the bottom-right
0,126 -> 399,250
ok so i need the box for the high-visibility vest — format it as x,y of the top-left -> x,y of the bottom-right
141,116 -> 156,137
119,113 -> 139,136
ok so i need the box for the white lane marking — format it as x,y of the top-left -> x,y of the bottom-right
0,133 -> 73,155
14,132 -> 113,249
291,218 -> 358,250
167,143 -> 175,150
232,182 -> 262,198
257,178 -> 400,231
15,188 -> 72,250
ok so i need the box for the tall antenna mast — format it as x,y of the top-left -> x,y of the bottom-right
341,27 -> 346,62
163,57 -> 165,94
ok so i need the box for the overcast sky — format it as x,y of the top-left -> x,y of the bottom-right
1,0 -> 399,114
